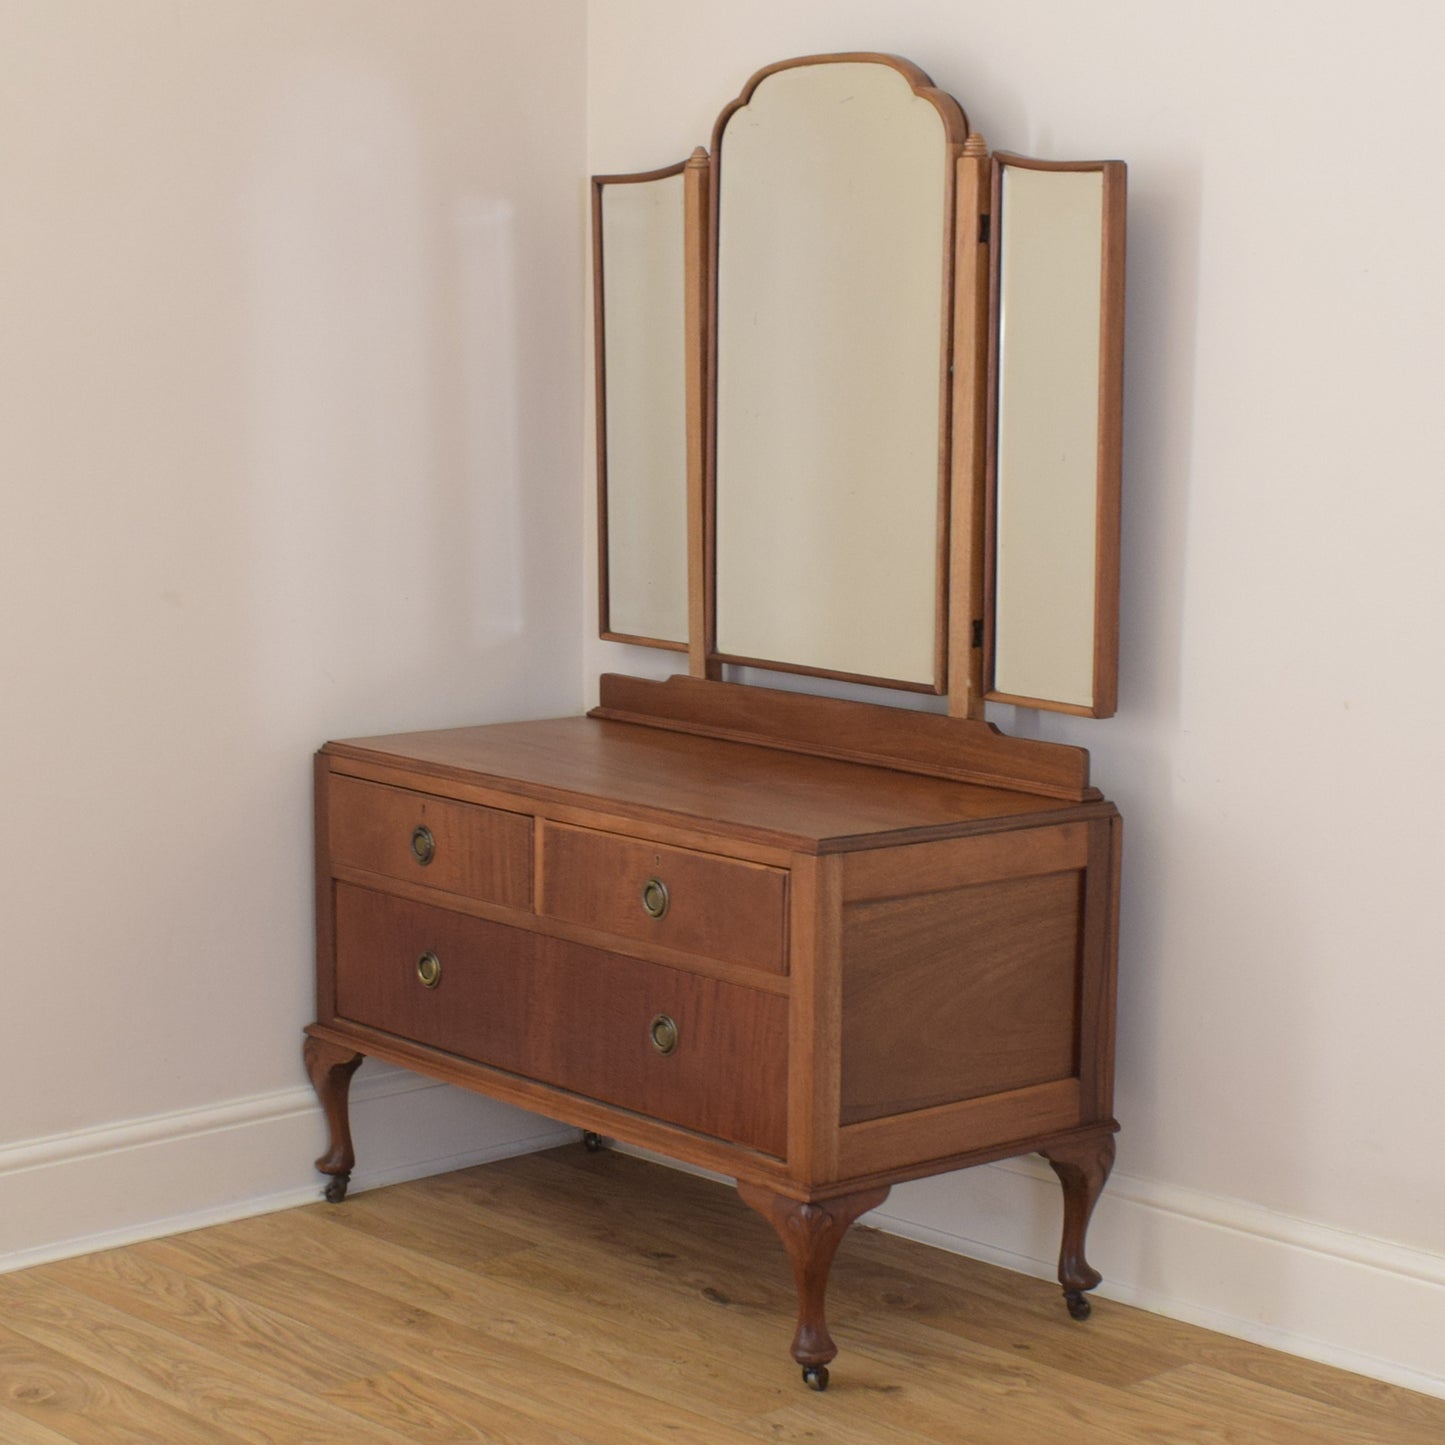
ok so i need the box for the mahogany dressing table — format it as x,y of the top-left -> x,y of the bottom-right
305,53 -> 1126,1390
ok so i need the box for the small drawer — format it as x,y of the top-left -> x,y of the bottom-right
334,883 -> 541,1071
539,823 -> 788,974
327,774 -> 531,909
334,884 -> 788,1155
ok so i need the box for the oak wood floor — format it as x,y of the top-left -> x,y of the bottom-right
1,1145 -> 1441,1443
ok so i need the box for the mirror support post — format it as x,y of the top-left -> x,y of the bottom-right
683,147 -> 717,679
947,136 -> 992,719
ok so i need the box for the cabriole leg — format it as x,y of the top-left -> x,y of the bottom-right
737,1181 -> 890,1390
1041,1132 -> 1115,1319
303,1034 -> 363,1202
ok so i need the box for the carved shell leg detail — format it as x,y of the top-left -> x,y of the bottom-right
738,1180 -> 890,1387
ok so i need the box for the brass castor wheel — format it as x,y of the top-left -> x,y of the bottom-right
801,1364 -> 829,1391
583,1132 -> 605,1153
323,1173 -> 351,1204
1064,1290 -> 1092,1321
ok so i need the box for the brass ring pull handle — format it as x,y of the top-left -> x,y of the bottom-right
641,877 -> 670,919
648,1014 -> 679,1056
416,951 -> 443,989
410,825 -> 436,866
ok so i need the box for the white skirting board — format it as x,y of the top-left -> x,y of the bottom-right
869,1155 -> 1445,1402
0,1066 -> 575,1277
6,1094 -> 1442,1405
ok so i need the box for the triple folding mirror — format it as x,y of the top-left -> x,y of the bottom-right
593,54 -> 1124,718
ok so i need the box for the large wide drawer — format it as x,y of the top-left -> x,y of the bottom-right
538,822 -> 788,975
327,774 -> 531,909
333,883 -> 789,1156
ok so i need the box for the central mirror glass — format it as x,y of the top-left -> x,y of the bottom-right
711,59 -> 959,690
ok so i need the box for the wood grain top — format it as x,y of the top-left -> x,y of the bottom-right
324,714 -> 1111,853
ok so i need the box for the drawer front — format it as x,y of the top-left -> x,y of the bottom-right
328,774 -> 531,909
334,884 -> 788,1155
539,822 -> 787,975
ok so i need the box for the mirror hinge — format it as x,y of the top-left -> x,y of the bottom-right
978,214 -> 990,244
972,619 -> 984,648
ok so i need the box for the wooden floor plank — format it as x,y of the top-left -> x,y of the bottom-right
289,1179 -> 539,1273
37,1245 -> 393,1394
0,1143 -> 1440,1443
1087,1309 -> 1445,1437
442,1150 -> 1187,1418
319,1368 -> 602,1445
194,1248 -> 797,1433
0,1274 -> 415,1444
757,1306 -> 1246,1445
0,1321 -> 252,1445
0,1408 -> 77,1445
161,1236 -> 777,1442
816,1229 -> 1187,1391
1131,1364 -> 1445,1445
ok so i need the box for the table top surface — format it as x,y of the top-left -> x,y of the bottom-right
325,714 -> 1110,853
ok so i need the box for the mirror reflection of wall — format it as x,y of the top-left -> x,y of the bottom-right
990,158 -> 1122,715
596,170 -> 689,648
712,60 -> 957,689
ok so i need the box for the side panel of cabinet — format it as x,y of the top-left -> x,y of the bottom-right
840,873 -> 1081,1125
833,816 -> 1116,1177
1080,811 -> 1122,1118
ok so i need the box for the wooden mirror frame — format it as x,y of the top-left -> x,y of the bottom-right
592,162 -> 691,653
983,154 -> 1126,717
591,55 -> 1124,725
703,54 -> 968,695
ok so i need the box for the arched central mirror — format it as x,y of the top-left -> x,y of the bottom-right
709,57 -> 963,692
